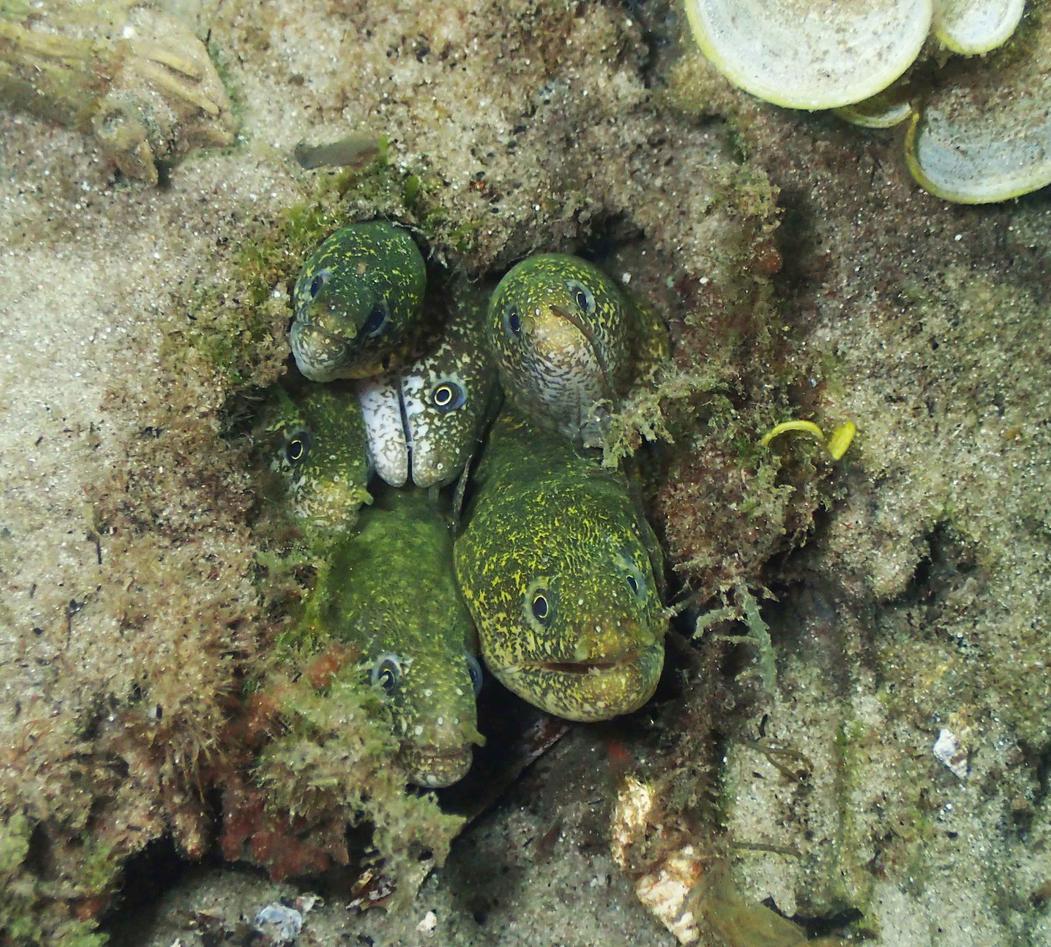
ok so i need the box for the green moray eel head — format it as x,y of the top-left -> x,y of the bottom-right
457,500 -> 666,722
260,385 -> 371,536
291,221 -> 427,381
486,254 -> 631,440
366,645 -> 484,788
356,285 -> 496,489
325,489 -> 485,787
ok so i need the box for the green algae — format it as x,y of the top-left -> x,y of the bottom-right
172,192 -> 346,391
245,662 -> 463,904
709,585 -> 778,695
691,862 -> 816,946
643,381 -> 831,601
829,718 -> 877,917
168,154 -> 390,390
74,839 -> 122,899
0,814 -> 107,947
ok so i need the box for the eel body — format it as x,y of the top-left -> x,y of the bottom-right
321,489 -> 483,787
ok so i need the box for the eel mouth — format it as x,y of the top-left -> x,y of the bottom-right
355,372 -> 416,486
533,654 -> 638,675
548,303 -> 616,400
292,319 -> 390,381
289,320 -> 348,381
495,642 -> 664,722
401,743 -> 474,789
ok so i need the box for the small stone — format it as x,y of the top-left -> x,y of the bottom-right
933,728 -> 969,779
253,903 -> 304,945
294,893 -> 321,914
417,910 -> 438,933
611,777 -> 703,944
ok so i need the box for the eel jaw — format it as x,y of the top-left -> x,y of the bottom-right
535,656 -> 632,674
402,743 -> 474,788
290,319 -> 350,381
355,375 -> 410,487
548,303 -> 616,400
494,642 -> 664,723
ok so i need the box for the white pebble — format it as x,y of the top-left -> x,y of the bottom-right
933,728 -> 969,779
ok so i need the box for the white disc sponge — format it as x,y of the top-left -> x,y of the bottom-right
684,0 -> 934,110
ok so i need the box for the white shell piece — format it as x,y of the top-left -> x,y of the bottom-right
355,377 -> 408,487
611,777 -> 703,944
253,903 -> 303,945
933,0 -> 1026,54
684,0 -> 933,110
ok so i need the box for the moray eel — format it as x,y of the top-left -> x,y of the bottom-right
259,385 -> 372,538
453,413 -> 667,721
485,253 -> 667,446
319,488 -> 484,787
290,221 -> 427,382
356,285 -> 497,488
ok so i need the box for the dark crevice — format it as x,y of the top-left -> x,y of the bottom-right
760,897 -> 866,939
576,211 -> 644,264
890,520 -> 980,613
396,374 -> 414,482
1026,741 -> 1051,809
102,835 -> 192,946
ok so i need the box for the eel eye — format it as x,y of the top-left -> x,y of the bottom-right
432,381 -> 466,413
566,279 -> 595,314
531,592 -> 551,624
371,653 -> 402,694
466,653 -> 483,697
504,305 -> 522,338
626,574 -> 639,595
308,271 -> 329,298
285,430 -> 311,465
362,300 -> 389,336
